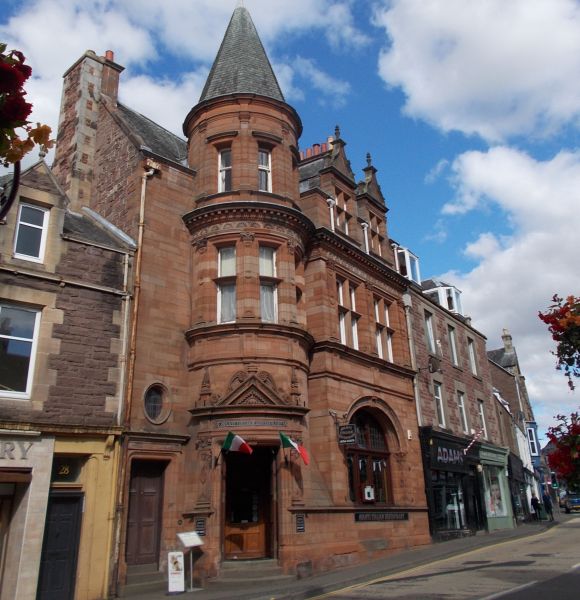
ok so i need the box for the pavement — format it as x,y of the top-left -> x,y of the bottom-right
126,512 -> 575,600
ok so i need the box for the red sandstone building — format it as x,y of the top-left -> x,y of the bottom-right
49,7 -> 431,594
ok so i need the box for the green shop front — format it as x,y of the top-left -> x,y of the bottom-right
479,442 -> 515,531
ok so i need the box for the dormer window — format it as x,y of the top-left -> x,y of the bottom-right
14,203 -> 49,263
219,149 -> 232,192
393,245 -> 420,284
425,285 -> 463,315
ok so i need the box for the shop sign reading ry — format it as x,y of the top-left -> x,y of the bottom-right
0,441 -> 34,460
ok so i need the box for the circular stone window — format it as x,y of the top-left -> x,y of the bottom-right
144,384 -> 168,423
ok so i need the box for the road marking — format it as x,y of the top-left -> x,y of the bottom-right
478,580 -> 538,600
308,523 -> 565,600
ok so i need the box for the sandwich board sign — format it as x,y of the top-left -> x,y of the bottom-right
167,551 -> 185,593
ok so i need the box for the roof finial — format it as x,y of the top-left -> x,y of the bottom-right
366,152 -> 372,167
237,0 -> 244,7
334,125 -> 340,140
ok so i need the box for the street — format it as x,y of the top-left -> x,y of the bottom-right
312,517 -> 580,600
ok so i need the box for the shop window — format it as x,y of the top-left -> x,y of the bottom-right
217,246 -> 236,323
259,245 -> 277,323
14,203 -> 49,263
258,148 -> 271,192
0,303 -> 41,398
346,411 -> 391,504
431,471 -> 467,531
218,149 -> 232,192
483,466 -> 508,517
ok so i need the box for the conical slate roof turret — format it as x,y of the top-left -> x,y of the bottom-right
199,7 -> 284,103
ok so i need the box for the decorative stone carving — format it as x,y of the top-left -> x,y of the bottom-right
240,231 -> 255,245
195,238 -> 208,253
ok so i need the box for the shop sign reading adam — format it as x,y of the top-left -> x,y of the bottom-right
430,437 -> 469,473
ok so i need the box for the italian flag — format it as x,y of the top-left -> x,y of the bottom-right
222,432 -> 253,454
279,432 -> 309,465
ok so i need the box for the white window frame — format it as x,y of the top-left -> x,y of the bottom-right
448,325 -> 459,366
434,382 -> 445,428
218,149 -> 232,193
259,246 -> 278,323
258,148 -> 272,192
457,391 -> 468,433
0,304 -> 41,399
527,427 -> 539,456
351,315 -> 359,350
424,311 -> 436,354
14,203 -> 49,263
217,246 -> 236,323
468,338 -> 478,375
478,400 -> 488,439
338,309 -> 347,344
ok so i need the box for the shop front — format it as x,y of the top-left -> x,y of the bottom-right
0,430 -> 54,600
479,443 -> 515,531
507,453 -> 530,523
420,427 -> 485,540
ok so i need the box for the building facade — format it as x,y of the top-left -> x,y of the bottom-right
47,6 -> 431,593
401,276 -> 516,538
0,162 -> 132,599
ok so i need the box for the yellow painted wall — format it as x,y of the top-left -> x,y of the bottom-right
54,435 -> 120,600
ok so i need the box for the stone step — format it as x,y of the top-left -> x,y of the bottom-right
213,559 -> 294,587
121,563 -> 166,597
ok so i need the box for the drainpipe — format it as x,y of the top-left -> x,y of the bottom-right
403,291 -> 422,427
109,159 -> 159,598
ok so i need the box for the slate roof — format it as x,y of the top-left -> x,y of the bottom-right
64,210 -> 135,251
199,7 -> 284,103
487,347 -> 518,369
116,103 -> 187,164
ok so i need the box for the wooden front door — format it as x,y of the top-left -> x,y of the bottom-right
224,447 -> 273,559
125,460 -> 165,565
36,491 -> 83,600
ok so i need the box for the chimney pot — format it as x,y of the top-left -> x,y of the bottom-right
321,143 -> 327,152
306,148 -> 312,158
313,143 -> 320,155
299,151 -> 304,160
105,50 -> 114,61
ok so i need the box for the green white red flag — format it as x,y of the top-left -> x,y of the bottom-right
279,432 -> 309,465
222,432 -> 252,454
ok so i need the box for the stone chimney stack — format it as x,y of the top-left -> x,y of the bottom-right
502,328 -> 513,352
52,50 -> 124,212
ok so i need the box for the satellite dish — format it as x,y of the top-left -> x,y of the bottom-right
427,356 -> 441,373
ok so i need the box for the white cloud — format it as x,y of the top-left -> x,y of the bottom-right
0,0 -> 363,175
290,57 -> 351,107
373,0 -> 580,141
120,71 -> 208,138
440,147 -> 580,438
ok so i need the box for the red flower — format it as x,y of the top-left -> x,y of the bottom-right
0,92 -> 32,127
0,61 -> 27,93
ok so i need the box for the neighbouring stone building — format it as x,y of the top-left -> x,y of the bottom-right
0,162 -> 133,599
400,274 -> 516,538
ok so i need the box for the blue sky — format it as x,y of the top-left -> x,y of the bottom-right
2,0 -> 580,440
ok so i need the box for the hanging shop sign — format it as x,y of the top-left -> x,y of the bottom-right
338,425 -> 356,445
